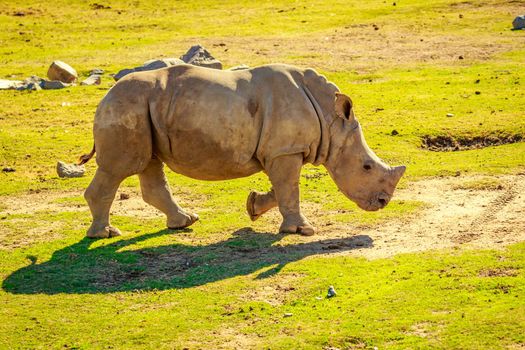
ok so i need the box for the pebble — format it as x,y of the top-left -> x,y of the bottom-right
446,113 -> 454,117
2,167 -> 16,172
283,313 -> 293,317
512,15 -> 525,30
327,286 -> 337,298
81,74 -> 101,86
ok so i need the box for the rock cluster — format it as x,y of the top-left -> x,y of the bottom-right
1,45 -> 239,90
113,45 -> 224,81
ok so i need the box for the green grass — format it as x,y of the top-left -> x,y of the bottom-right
1,0 -> 524,348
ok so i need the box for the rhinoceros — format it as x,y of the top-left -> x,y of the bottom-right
80,64 -> 405,238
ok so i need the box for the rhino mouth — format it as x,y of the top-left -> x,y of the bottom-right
359,192 -> 391,211
342,190 -> 391,211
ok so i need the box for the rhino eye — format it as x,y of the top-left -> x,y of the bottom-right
363,164 -> 372,171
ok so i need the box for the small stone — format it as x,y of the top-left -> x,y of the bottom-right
113,68 -> 135,81
458,55 -> 464,60
56,161 -> 85,178
391,129 -> 399,136
475,91 -> 481,95
315,296 -> 323,300
475,79 -> 480,84
81,74 -> 101,86
512,15 -> 525,30
327,286 -> 337,298
0,79 -> 23,90
47,60 -> 78,83
446,113 -> 454,117
2,167 -> 16,173
283,313 -> 293,317
180,45 -> 222,69
119,193 -> 130,200
40,80 -> 70,89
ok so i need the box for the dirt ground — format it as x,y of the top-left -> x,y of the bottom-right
1,174 -> 524,258
315,174 -> 525,259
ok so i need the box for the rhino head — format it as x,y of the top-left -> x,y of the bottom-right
324,93 -> 406,211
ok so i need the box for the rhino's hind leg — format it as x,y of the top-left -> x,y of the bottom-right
139,157 -> 199,230
84,169 -> 125,238
246,189 -> 277,221
266,154 -> 315,236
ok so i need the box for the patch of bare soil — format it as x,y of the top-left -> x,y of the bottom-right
310,174 -> 525,259
0,175 -> 523,258
207,0 -> 525,72
422,134 -> 523,151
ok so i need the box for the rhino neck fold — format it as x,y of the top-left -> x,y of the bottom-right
302,86 -> 330,166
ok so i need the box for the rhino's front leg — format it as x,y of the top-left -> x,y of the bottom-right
266,154 -> 315,236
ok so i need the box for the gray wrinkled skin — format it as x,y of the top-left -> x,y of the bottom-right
83,64 -> 405,238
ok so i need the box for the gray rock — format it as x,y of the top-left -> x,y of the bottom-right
40,80 -> 70,89
113,58 -> 184,81
13,76 -> 43,91
81,74 -> 101,86
228,64 -> 250,71
47,60 -> 78,83
113,68 -> 135,81
57,161 -> 85,178
327,285 -> 337,298
0,79 -> 23,90
513,15 -> 525,30
180,45 -> 222,69
143,58 -> 184,70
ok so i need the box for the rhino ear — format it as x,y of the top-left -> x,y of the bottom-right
335,92 -> 354,121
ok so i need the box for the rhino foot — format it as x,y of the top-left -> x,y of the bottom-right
279,215 -> 315,236
279,224 -> 315,236
87,225 -> 122,239
246,190 -> 277,221
168,212 -> 199,230
246,191 -> 260,221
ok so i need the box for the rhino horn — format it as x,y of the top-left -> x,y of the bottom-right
392,165 -> 406,183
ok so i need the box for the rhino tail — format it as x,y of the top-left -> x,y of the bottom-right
78,144 -> 96,165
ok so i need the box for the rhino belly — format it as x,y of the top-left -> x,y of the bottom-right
157,121 -> 263,181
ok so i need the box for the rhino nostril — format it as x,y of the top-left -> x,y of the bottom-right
378,198 -> 387,207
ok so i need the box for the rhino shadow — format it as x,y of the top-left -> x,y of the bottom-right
2,228 -> 372,295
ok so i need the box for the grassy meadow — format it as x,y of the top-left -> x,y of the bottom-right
0,0 -> 524,348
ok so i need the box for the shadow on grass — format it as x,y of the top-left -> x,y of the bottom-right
2,228 -> 372,294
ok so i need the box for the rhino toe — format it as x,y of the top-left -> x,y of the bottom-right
297,225 -> 315,236
168,212 -> 199,230
87,225 -> 122,239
